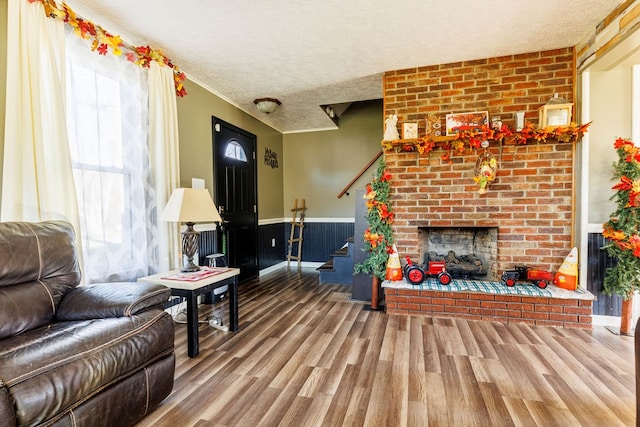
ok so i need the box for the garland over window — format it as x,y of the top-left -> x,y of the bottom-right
602,137 -> 640,299
27,0 -> 187,96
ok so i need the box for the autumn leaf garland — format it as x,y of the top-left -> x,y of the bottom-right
385,122 -> 591,161
354,159 -> 395,281
602,137 -> 640,299
27,0 -> 187,96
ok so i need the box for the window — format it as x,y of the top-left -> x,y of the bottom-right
65,31 -> 158,283
224,140 -> 248,162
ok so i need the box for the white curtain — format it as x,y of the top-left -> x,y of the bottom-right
3,0 -> 180,280
65,29 -> 159,283
149,62 -> 181,271
2,0 -> 82,244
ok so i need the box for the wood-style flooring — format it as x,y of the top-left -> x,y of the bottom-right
136,267 -> 636,427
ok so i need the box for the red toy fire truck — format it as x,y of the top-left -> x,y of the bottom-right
500,266 -> 553,289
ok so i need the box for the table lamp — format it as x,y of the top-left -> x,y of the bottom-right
160,188 -> 222,272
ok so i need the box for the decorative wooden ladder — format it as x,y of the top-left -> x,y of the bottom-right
287,199 -> 306,269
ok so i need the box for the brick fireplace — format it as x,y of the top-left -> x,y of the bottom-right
382,47 -> 593,328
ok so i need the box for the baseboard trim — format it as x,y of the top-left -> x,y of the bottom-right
260,261 -> 323,276
592,314 -> 621,327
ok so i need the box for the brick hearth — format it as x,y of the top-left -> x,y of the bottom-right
381,47 -> 590,328
384,288 -> 593,329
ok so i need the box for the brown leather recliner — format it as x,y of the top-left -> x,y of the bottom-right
0,221 -> 175,427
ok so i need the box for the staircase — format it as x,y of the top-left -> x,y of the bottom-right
317,237 -> 355,285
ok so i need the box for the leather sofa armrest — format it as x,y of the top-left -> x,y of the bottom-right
56,282 -> 170,321
0,380 -> 16,427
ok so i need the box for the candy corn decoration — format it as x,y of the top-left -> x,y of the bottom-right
553,247 -> 578,290
385,244 -> 403,281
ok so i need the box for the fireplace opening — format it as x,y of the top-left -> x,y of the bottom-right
423,251 -> 488,278
417,227 -> 498,280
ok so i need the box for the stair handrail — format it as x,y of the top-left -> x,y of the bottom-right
337,150 -> 383,198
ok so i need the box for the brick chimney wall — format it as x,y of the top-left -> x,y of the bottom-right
383,48 -> 576,274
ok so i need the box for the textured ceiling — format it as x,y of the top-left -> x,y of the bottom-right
64,0 -> 622,133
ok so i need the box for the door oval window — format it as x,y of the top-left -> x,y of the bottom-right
224,140 -> 248,163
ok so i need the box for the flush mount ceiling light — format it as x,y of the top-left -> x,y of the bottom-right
253,98 -> 281,114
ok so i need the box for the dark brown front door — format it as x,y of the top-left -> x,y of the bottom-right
212,117 -> 258,282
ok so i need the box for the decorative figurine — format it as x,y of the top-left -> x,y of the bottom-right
383,114 -> 400,141
473,140 -> 498,194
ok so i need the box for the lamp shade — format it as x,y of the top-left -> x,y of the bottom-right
160,188 -> 222,224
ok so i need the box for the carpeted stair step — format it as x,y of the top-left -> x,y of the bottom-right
331,246 -> 350,257
318,238 -> 355,285
317,259 -> 334,271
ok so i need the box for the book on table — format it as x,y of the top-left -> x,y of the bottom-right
161,267 -> 232,282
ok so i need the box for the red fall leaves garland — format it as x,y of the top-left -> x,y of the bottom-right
27,0 -> 187,96
354,159 -> 395,281
385,122 -> 591,161
602,137 -> 640,298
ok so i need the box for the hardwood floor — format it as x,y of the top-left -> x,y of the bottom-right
137,267 -> 636,427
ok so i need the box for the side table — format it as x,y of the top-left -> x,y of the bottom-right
138,268 -> 240,358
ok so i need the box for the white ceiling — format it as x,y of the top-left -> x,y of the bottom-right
65,0 -> 622,133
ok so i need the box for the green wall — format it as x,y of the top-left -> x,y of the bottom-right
283,100 -> 383,218
176,79 -> 284,220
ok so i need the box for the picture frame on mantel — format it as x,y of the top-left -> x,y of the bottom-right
401,122 -> 419,139
445,111 -> 489,136
425,115 -> 442,136
538,103 -> 573,129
